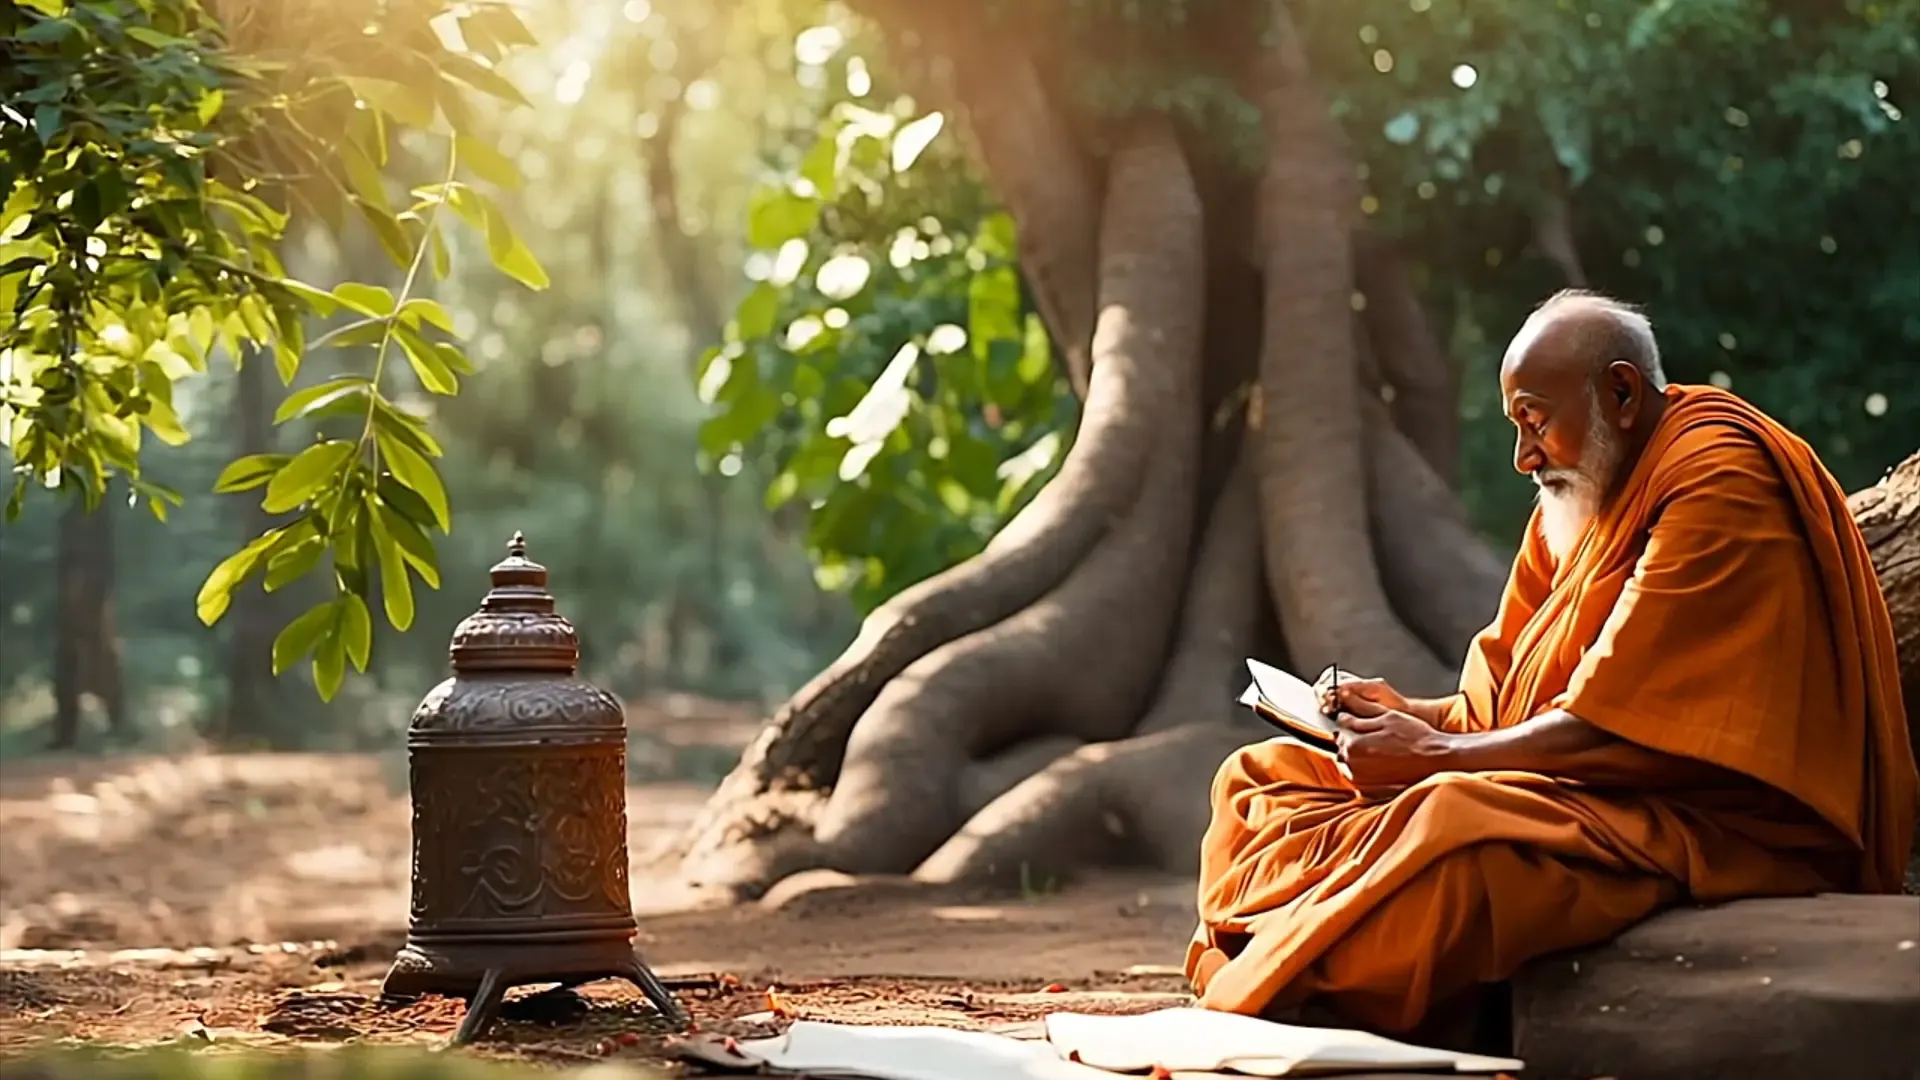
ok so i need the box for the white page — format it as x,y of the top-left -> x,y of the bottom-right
731,1020 -> 1118,1080
1045,1007 -> 1526,1076
1245,659 -> 1336,737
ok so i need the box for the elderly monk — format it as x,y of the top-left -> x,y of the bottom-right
1186,289 -> 1917,1037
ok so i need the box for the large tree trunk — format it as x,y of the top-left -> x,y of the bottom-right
51,496 -> 125,750
1851,452 -> 1920,774
217,347 -> 284,747
675,5 -> 1920,899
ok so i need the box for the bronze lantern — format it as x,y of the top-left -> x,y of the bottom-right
381,533 -> 685,1044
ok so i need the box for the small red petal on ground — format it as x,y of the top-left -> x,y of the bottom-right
1149,1066 -> 1173,1079
615,1031 -> 640,1046
1067,1050 -> 1083,1063
1041,983 -> 1069,993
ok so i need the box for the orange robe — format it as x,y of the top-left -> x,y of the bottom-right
1186,384 -> 1917,1033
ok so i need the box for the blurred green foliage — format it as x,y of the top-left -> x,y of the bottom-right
1,0 -> 551,700
696,26 -> 1079,611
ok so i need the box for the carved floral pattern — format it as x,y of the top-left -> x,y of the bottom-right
409,677 -> 625,732
451,611 -> 581,658
409,747 -> 632,923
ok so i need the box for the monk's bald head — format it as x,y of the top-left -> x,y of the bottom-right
1503,290 -> 1667,394
1500,290 -> 1671,559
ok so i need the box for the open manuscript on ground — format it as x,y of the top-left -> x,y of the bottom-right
671,1006 -> 1524,1078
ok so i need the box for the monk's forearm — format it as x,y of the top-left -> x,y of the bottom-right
1441,709 -> 1725,786
1403,694 -> 1459,728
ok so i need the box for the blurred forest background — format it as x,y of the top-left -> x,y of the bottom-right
2,0 -> 1914,757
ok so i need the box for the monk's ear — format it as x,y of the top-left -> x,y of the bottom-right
1606,360 -> 1642,425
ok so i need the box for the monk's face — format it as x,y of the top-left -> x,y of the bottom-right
1499,317 -> 1649,558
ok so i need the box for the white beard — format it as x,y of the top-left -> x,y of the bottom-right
1534,389 -> 1624,563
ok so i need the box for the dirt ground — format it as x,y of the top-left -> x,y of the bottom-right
0,732 -> 1203,1072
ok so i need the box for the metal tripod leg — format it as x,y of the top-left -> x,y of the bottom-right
622,952 -> 688,1029
451,968 -> 507,1046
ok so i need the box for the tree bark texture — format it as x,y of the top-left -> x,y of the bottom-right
1850,453 -> 1920,775
675,6 -> 1920,898
218,348 -> 286,747
52,496 -> 125,750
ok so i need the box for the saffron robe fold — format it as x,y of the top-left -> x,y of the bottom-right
1185,384 -> 1917,1032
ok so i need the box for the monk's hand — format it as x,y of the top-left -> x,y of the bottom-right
1315,669 -> 1411,720
1335,709 -> 1456,787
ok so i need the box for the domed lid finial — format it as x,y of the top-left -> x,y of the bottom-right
487,531 -> 547,591
446,530 -> 578,673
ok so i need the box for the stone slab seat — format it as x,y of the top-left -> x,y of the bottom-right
1511,893 -> 1920,1080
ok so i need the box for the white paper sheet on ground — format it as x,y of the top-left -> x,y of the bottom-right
1044,1008 -> 1525,1076
730,1020 -> 1122,1080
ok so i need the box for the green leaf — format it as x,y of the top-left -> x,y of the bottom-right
263,440 -> 355,514
467,3 -> 537,46
264,531 -> 326,593
734,283 -> 781,341
355,201 -> 412,267
274,377 -> 372,424
476,196 -> 549,289
125,26 -> 185,49
799,134 -> 840,201
214,453 -> 291,493
343,77 -> 438,130
197,529 -> 284,625
318,318 -> 390,350
377,434 -> 451,531
142,397 -> 191,446
332,282 -> 396,317
746,188 -> 820,250
340,591 -> 373,673
274,602 -> 335,675
313,635 -> 347,702
398,297 -> 456,333
429,227 -> 451,278
196,88 -> 225,126
395,323 -> 458,394
341,140 -> 391,214
34,105 -> 61,145
434,340 -> 475,375
372,399 -> 445,457
439,55 -> 533,108
375,498 -> 442,587
456,135 -> 521,189
370,506 -> 417,630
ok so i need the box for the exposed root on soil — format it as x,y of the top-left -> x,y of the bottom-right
683,121 -> 1209,895
1131,456 -> 1267,738
915,723 -> 1259,887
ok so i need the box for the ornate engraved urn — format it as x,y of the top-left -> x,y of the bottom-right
381,533 -> 684,1044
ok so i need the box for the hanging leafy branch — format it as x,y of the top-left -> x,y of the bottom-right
0,0 -> 550,699
701,74 -> 1078,612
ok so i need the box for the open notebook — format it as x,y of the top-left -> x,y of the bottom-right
1237,658 -> 1339,751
